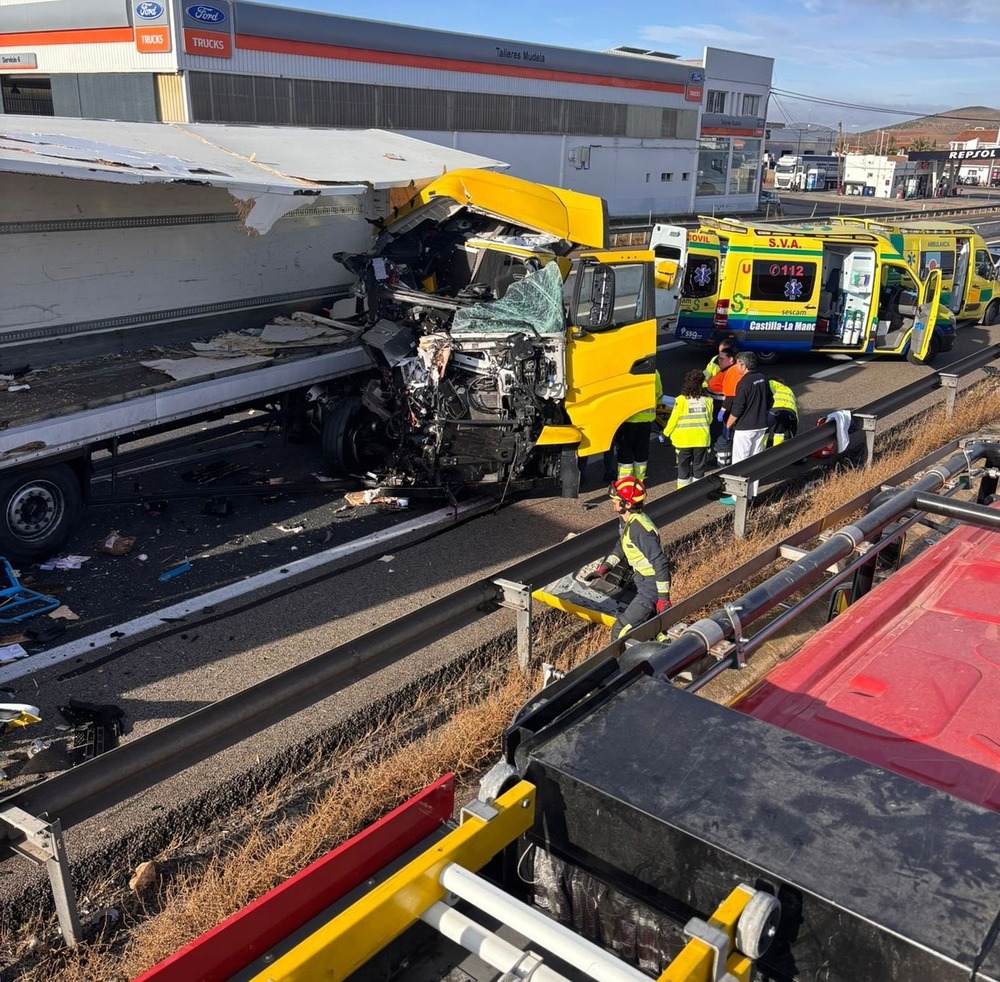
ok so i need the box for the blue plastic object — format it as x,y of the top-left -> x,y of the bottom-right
0,559 -> 61,624
158,559 -> 192,582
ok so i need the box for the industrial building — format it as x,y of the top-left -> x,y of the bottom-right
0,0 -> 774,218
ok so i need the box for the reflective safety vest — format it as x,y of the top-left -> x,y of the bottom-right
620,512 -> 671,595
703,355 -> 721,387
769,380 -> 798,417
602,511 -> 671,598
661,395 -> 711,448
626,370 -> 664,424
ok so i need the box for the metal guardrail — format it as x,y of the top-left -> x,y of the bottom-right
2,341 -> 999,943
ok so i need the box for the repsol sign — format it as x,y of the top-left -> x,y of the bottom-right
947,148 -> 999,160
909,147 -> 999,162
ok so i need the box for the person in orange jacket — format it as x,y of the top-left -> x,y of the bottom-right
706,343 -> 739,464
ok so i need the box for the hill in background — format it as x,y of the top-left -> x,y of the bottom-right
858,106 -> 1000,150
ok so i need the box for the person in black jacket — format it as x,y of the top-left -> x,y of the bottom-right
720,351 -> 772,506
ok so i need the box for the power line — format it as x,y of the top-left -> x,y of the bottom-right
770,87 -> 999,124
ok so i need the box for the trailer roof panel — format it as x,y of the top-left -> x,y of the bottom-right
0,115 -> 507,193
735,507 -> 1000,810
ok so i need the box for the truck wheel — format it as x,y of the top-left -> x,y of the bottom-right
735,890 -> 781,960
984,300 -> 1000,327
321,396 -> 389,474
907,333 -> 940,365
755,350 -> 780,365
0,464 -> 82,563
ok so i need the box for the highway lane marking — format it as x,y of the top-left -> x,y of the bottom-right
810,363 -> 856,379
0,498 -> 493,684
658,340 -> 685,351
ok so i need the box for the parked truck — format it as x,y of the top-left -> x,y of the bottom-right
140,436 -> 1000,981
0,165 -> 658,561
772,153 -> 840,191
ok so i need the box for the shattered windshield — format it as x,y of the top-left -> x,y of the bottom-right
450,261 -> 565,336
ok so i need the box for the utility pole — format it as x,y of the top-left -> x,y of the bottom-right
837,121 -> 844,193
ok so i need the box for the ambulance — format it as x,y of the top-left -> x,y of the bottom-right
673,217 -> 955,365
826,218 -> 1000,326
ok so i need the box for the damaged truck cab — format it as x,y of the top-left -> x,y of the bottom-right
320,170 -> 658,497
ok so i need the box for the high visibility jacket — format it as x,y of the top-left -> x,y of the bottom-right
703,355 -> 722,387
707,365 -> 739,400
661,395 -> 711,449
625,370 -> 663,424
769,380 -> 798,417
602,511 -> 671,599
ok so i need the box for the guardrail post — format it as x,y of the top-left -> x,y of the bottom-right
720,474 -> 751,539
493,578 -> 532,670
853,413 -> 878,468
939,373 -> 959,419
1,807 -> 81,945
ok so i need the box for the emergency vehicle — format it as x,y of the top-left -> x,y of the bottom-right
674,216 -> 954,364
826,218 -> 1000,326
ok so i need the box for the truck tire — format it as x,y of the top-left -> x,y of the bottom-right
0,464 -> 82,563
322,396 -> 389,475
321,396 -> 364,472
755,349 -> 780,365
983,300 -> 1000,327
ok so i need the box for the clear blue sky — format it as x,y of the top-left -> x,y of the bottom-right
263,0 -> 1000,132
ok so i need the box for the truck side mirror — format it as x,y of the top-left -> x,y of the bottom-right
588,264 -> 616,329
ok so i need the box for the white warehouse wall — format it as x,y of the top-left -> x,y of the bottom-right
402,129 -> 698,218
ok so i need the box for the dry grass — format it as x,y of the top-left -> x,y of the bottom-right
11,382 -> 1000,981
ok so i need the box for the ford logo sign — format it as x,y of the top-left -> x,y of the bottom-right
186,4 -> 226,23
135,1 -> 164,18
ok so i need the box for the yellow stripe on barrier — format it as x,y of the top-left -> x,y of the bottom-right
251,781 -> 536,982
531,588 -> 616,627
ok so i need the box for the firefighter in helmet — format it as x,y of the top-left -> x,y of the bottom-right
582,477 -> 672,640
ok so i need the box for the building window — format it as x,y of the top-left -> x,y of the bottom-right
660,172 -> 672,181
728,138 -> 762,195
706,90 -> 726,114
188,72 -> 697,140
696,138 -> 730,197
741,94 -> 761,116
682,172 -> 690,180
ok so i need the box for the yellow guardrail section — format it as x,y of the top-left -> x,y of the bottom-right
531,586 -> 616,628
658,885 -> 755,982
251,780 -> 536,982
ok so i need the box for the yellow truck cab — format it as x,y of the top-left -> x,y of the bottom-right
673,216 -> 953,365
827,218 -> 1000,327
328,168 -> 657,496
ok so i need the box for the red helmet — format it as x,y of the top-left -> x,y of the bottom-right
610,476 -> 647,505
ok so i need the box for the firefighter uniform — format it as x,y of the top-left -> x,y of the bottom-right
616,371 -> 663,483
601,510 -> 672,640
767,379 -> 799,445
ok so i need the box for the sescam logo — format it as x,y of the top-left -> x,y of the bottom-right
135,1 -> 164,18
187,4 -> 226,23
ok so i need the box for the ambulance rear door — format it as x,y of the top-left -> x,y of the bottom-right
650,223 -> 688,323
